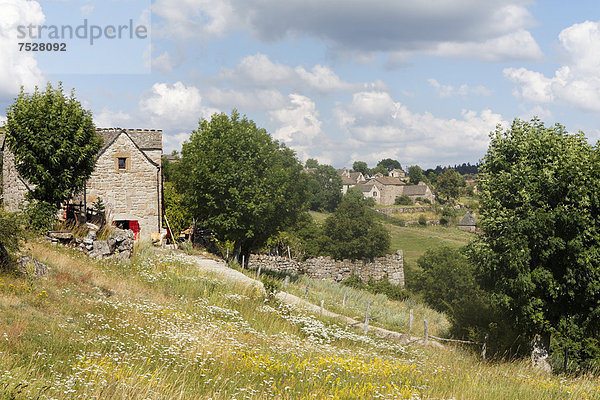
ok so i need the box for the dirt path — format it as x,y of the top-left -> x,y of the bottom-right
173,251 -> 433,346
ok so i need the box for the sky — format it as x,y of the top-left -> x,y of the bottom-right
1,0 -> 600,169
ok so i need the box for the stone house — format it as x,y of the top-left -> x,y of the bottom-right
341,175 -> 357,194
389,168 -> 406,179
371,176 -> 405,205
401,182 -> 435,203
1,127 -> 163,241
457,211 -> 477,232
356,181 -> 382,202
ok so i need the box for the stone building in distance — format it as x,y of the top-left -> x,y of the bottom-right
1,127 -> 163,241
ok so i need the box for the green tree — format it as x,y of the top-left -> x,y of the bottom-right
307,164 -> 343,212
176,111 -> 310,264
162,151 -> 179,182
377,158 -> 402,171
408,165 -> 424,185
352,161 -> 370,176
163,182 -> 191,238
0,210 -> 23,273
321,188 -> 390,260
436,168 -> 462,201
468,118 -> 600,367
370,165 -> 388,176
5,83 -> 102,209
305,158 -> 319,169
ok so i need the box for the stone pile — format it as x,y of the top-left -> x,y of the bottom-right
249,251 -> 404,287
75,228 -> 135,260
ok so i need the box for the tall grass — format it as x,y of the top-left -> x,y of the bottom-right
0,242 -> 598,399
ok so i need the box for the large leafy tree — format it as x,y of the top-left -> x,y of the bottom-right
408,165 -> 424,184
5,83 -> 102,208
307,164 -> 343,212
352,161 -> 370,176
469,118 -> 600,365
435,168 -> 463,201
377,158 -> 401,171
321,188 -> 390,260
176,111 -> 310,262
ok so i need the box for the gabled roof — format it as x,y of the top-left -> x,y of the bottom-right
374,176 -> 404,186
402,184 -> 429,196
458,211 -> 477,226
96,128 -> 160,168
341,176 -> 356,185
349,171 -> 364,181
96,128 -> 162,152
356,182 -> 379,193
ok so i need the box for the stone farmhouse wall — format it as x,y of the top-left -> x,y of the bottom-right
249,251 -> 404,287
2,146 -> 31,212
86,133 -> 160,240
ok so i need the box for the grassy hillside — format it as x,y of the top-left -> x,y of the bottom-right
1,242 -> 599,399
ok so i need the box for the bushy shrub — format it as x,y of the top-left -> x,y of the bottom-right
0,210 -> 23,273
342,275 -> 411,302
24,201 -> 57,233
395,195 -> 413,205
417,214 -> 427,225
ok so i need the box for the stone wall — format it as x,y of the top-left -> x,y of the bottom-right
2,147 -> 31,211
249,251 -> 404,287
86,133 -> 160,240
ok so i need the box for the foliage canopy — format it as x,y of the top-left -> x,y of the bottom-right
5,83 -> 102,208
468,118 -> 600,366
321,188 -> 390,260
176,111 -> 309,260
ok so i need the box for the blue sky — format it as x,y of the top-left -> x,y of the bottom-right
1,0 -> 600,169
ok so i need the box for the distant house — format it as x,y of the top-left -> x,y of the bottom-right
341,175 -> 357,194
1,127 -> 163,240
389,168 -> 405,179
401,182 -> 435,203
371,176 -> 405,205
337,168 -> 366,184
356,181 -> 382,202
457,211 -> 477,232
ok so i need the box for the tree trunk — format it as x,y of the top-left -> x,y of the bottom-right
531,333 -> 552,372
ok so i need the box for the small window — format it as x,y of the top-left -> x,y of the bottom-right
118,157 -> 127,170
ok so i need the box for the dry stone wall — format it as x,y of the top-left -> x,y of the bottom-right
2,147 -> 31,212
249,251 -> 404,287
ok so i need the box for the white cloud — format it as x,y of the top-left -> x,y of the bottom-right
152,51 -> 175,73
427,78 -> 492,98
504,20 -> 600,112
94,108 -> 132,128
0,0 -> 45,97
153,1 -> 539,62
139,82 -> 218,127
219,53 -> 383,94
0,114 -> 6,125
204,87 -> 287,111
152,0 -> 240,40
332,91 -> 505,167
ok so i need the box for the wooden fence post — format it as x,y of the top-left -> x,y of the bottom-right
424,320 -> 429,345
242,255 -> 245,269
256,266 -> 262,279
284,275 -> 289,290
564,347 -> 568,373
363,299 -> 371,335
481,334 -> 488,360
342,291 -> 347,309
288,246 -> 291,259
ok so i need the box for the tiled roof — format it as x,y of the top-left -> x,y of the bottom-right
356,182 -> 377,193
458,211 -> 477,226
341,176 -> 356,185
96,128 -> 162,152
402,184 -> 429,196
374,176 -> 404,186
